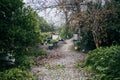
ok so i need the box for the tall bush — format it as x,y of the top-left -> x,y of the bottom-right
0,0 -> 42,54
79,29 -> 96,52
106,0 -> 120,45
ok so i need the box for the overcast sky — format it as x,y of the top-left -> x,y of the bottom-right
38,8 -> 65,28
23,0 -> 65,28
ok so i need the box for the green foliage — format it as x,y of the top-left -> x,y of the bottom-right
0,68 -> 35,80
55,64 -> 65,69
29,48 -> 47,57
85,45 -> 120,79
0,0 -> 42,54
60,25 -> 74,39
50,40 -> 58,44
50,40 -> 58,47
15,48 -> 47,69
42,33 -> 51,38
15,55 -> 35,69
0,0 -> 23,51
79,29 -> 96,52
0,0 -> 49,79
75,63 -> 85,68
38,16 -> 55,32
41,32 -> 51,42
0,47 -> 47,79
13,6 -> 41,47
105,1 -> 120,46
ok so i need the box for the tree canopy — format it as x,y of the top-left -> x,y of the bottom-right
37,16 -> 55,32
0,0 -> 42,54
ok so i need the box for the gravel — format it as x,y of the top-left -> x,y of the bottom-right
31,39 -> 92,80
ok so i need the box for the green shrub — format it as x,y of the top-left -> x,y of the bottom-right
50,40 -> 58,43
0,48 -> 47,79
60,25 -> 74,39
15,48 -> 47,69
85,45 -> 120,79
0,48 -> 47,80
29,48 -> 47,57
50,40 -> 58,45
0,68 -> 35,80
15,55 -> 35,69
79,30 -> 96,52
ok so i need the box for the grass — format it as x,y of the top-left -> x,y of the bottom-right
55,64 -> 65,69
45,64 -> 65,69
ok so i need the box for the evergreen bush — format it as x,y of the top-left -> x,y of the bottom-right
85,46 -> 120,79
0,68 -> 35,80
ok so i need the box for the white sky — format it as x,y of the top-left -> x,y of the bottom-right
23,0 -> 65,28
38,8 -> 65,28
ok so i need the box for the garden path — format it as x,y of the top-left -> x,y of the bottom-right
31,39 -> 93,80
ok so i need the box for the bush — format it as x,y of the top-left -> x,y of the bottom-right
15,55 -> 35,69
106,1 -> 120,46
60,25 -> 74,39
0,68 -> 35,80
85,45 -> 120,79
15,48 -> 47,69
29,48 -> 47,57
50,40 -> 58,44
0,47 -> 47,79
79,30 -> 96,52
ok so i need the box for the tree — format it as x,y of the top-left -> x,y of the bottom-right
25,0 -> 120,49
56,0 -> 120,48
37,16 -> 55,32
0,0 -> 41,54
60,24 -> 74,39
0,0 -> 24,53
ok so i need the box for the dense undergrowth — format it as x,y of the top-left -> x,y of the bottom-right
84,45 -> 120,80
0,48 -> 47,80
0,68 -> 35,80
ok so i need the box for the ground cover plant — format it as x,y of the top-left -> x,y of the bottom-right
85,45 -> 120,80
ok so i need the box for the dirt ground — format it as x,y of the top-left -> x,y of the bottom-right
31,39 -> 93,80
